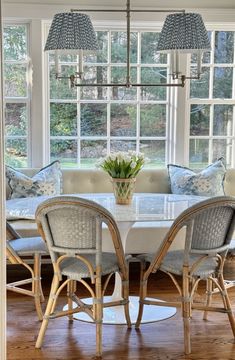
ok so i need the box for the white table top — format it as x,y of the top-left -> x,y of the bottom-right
6,193 -> 207,222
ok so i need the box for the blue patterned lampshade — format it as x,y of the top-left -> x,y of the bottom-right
157,13 -> 211,53
44,12 -> 98,52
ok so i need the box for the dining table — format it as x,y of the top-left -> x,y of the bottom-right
6,192 -> 207,325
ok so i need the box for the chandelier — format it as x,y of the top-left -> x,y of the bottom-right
44,0 -> 211,88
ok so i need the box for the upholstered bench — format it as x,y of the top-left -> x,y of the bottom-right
6,165 -> 235,254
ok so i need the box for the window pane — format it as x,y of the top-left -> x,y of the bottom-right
141,32 -> 167,64
81,140 -> 107,167
110,140 -> 136,152
81,66 -> 107,100
213,67 -> 233,98
4,24 -> 30,167
5,139 -> 27,168
50,139 -> 77,167
141,67 -> 167,100
190,67 -> 210,98
110,104 -> 136,136
49,53 -> 77,63
5,103 -> 27,136
191,32 -> 211,64
190,104 -> 210,136
212,139 -> 232,167
214,31 -> 234,64
111,66 -> 137,100
50,103 -> 77,136
213,105 -> 233,136
4,64 -> 27,97
48,28 -> 171,168
4,25 -> 27,61
140,140 -> 165,167
140,104 -> 166,136
84,31 -> 108,63
111,31 -> 137,63
189,139 -> 209,168
50,65 -> 77,99
81,104 -> 107,136
188,29 -> 235,169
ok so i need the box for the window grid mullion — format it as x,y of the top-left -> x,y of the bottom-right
209,31 -> 215,100
4,22 -> 31,167
233,36 -> 235,158
136,31 -> 141,153
77,98 -> 81,166
107,30 -> 111,154
208,104 -> 214,164
48,28 -> 170,168
188,29 -> 235,168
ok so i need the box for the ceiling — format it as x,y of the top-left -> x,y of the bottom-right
2,0 -> 235,9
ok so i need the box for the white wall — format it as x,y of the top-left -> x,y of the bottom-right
2,1 -> 235,22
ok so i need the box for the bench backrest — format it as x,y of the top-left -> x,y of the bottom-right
6,168 -> 235,199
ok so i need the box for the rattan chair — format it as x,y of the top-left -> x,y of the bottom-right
34,195 -> 131,358
6,222 -> 48,320
135,196 -> 235,355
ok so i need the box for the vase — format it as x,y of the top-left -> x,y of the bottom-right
111,177 -> 136,205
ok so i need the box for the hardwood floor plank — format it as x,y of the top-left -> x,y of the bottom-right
7,265 -> 235,359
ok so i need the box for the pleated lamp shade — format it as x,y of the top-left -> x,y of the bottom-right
157,13 -> 211,53
44,12 -> 98,52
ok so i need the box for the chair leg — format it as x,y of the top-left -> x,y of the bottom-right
38,255 -> 45,303
33,254 -> 44,321
95,274 -> 103,358
218,274 -> 235,337
121,262 -> 131,328
67,280 -> 74,322
182,271 -> 191,355
122,279 -> 131,328
35,275 -> 60,349
135,261 -> 147,329
203,277 -> 213,320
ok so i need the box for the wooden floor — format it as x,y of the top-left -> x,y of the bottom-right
7,263 -> 235,360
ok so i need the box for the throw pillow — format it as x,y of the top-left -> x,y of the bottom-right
167,158 -> 226,196
6,160 -> 62,199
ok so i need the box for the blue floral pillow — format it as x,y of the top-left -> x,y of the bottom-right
168,158 -> 226,196
6,160 -> 62,199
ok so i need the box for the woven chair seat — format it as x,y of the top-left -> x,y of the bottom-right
60,253 -> 127,280
138,250 -> 218,279
9,236 -> 48,256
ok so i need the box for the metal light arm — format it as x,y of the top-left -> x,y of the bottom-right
54,0 -> 203,88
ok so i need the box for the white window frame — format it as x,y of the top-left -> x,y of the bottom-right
43,21 -> 176,168
185,23 -> 235,168
3,21 -> 32,167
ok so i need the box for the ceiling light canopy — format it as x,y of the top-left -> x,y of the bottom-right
45,1 -> 211,88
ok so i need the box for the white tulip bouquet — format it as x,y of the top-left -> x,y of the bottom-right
97,151 -> 148,179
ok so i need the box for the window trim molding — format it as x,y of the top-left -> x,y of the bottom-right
44,21 -> 173,168
3,20 -> 32,167
185,26 -> 235,168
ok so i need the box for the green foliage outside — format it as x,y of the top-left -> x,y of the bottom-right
4,26 -> 235,169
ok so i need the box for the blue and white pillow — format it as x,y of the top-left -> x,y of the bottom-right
6,160 -> 62,199
168,158 -> 226,197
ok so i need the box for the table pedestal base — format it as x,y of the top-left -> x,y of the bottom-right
64,296 -> 176,325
